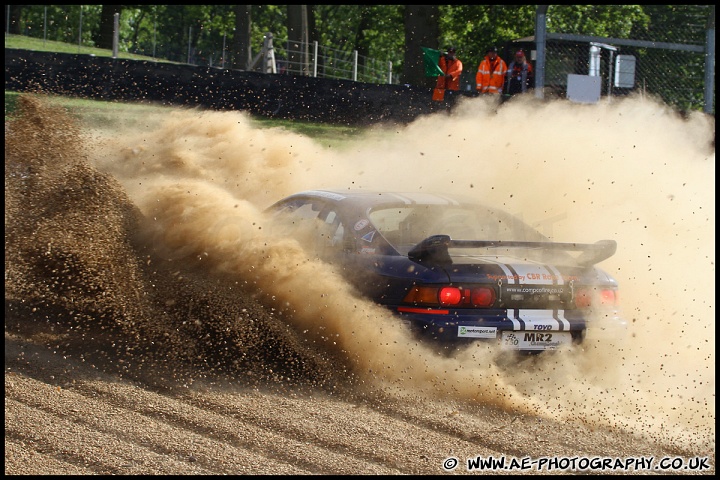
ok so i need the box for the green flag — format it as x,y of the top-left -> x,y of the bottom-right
422,47 -> 444,77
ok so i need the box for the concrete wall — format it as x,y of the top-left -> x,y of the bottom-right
5,48 -> 470,126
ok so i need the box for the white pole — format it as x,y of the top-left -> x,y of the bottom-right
388,61 -> 392,84
112,12 -> 119,58
313,41 -> 318,77
352,50 -> 358,81
78,5 -> 82,53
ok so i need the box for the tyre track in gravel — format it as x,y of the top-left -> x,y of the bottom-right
5,334 -> 397,474
7,331 -> 707,475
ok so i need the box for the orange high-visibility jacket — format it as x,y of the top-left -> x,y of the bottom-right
436,55 -> 463,91
476,55 -> 508,94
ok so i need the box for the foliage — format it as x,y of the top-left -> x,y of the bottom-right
9,5 -> 709,71
546,5 -> 648,37
311,5 -> 404,63
439,5 -> 536,66
6,5 -> 712,112
14,5 -> 102,45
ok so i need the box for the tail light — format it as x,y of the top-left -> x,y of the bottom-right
574,287 -> 618,308
403,285 -> 496,308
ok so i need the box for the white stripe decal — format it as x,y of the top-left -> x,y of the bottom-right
544,265 -> 570,330
491,262 -> 522,330
516,309 -> 562,332
507,263 -> 548,284
389,193 -> 413,205
554,309 -> 570,331
433,193 -> 461,205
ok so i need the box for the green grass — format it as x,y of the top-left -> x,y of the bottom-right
4,33 -> 174,63
5,91 -> 365,148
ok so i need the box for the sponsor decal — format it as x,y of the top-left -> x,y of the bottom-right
458,326 -> 497,339
487,274 -> 579,283
354,219 -> 370,231
501,330 -> 572,350
361,230 -> 376,242
360,246 -> 376,254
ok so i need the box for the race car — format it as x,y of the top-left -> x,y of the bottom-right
265,190 -> 625,353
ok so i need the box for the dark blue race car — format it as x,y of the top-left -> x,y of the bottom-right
265,190 -> 625,353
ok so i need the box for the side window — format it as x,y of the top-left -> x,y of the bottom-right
319,210 -> 346,250
278,200 -> 323,222
269,200 -> 352,256
269,199 -> 325,245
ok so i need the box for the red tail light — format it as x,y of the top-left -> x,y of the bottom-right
599,289 -> 618,306
574,287 -> 618,308
471,287 -> 496,307
439,287 -> 462,305
403,285 -> 497,308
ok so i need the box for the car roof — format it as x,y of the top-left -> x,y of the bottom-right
283,189 -> 473,209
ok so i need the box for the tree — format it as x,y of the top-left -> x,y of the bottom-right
232,5 -> 252,70
287,5 -> 309,74
6,5 -> 23,35
95,5 -> 128,50
403,5 -> 440,87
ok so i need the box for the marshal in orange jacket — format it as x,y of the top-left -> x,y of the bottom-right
436,53 -> 463,91
476,54 -> 508,94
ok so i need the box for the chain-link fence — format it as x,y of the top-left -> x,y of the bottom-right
247,33 -> 398,85
4,5 -> 401,85
527,5 -> 714,113
277,38 -> 397,85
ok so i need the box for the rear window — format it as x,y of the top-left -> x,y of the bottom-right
368,204 -> 547,251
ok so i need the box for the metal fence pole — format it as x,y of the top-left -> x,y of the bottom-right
352,50 -> 358,81
112,13 -> 119,58
703,7 -> 715,114
388,61 -> 392,84
263,32 -> 276,73
534,5 -> 548,99
78,5 -> 82,53
313,41 -> 318,77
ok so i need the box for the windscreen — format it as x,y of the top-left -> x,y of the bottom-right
368,204 -> 549,254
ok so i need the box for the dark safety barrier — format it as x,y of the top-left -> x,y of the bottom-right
5,48 -> 472,125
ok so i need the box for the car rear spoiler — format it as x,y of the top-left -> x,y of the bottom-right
407,235 -> 617,267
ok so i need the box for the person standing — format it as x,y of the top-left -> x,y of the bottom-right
475,46 -> 508,95
505,49 -> 534,96
436,46 -> 463,97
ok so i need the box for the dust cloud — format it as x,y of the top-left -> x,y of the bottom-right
5,92 -> 714,455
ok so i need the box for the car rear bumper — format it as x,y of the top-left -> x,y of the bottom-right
394,307 -> 587,351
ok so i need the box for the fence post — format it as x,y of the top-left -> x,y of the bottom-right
703,7 -> 715,114
78,6 -> 82,53
388,61 -> 392,84
353,50 -> 358,81
112,13 -> 119,58
534,5 -> 548,99
313,41 -> 318,77
263,32 -> 276,74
